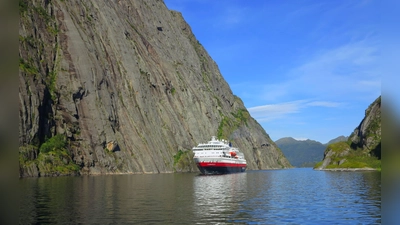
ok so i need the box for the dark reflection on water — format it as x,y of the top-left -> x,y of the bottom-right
19,168 -> 380,224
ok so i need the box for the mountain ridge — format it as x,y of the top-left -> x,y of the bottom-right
276,136 -> 347,167
324,136 -> 347,146
19,0 -> 291,177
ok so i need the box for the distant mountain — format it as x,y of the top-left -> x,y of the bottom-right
276,137 -> 325,167
324,136 -> 348,146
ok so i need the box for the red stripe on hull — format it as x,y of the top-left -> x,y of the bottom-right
197,162 -> 246,168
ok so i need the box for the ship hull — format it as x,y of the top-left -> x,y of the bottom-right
195,160 -> 246,175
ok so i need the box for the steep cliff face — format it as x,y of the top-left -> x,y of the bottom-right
315,96 -> 381,170
348,96 -> 381,157
19,0 -> 290,177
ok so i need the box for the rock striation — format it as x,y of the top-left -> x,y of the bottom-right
19,0 -> 291,177
315,96 -> 381,170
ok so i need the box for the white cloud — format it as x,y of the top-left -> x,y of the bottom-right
248,99 -> 341,122
257,39 -> 380,102
305,101 -> 341,107
294,137 -> 308,141
296,41 -> 378,76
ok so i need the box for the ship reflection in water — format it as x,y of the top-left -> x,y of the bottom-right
193,172 -> 249,223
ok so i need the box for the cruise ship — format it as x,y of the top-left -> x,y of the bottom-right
192,136 -> 247,174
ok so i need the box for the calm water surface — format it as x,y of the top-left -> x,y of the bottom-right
19,168 -> 381,224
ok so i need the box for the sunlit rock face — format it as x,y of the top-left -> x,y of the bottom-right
348,96 -> 381,158
19,0 -> 291,177
315,96 -> 381,170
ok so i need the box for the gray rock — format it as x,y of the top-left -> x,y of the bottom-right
338,159 -> 346,165
19,0 -> 291,177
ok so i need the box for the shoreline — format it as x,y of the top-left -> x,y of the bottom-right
314,167 -> 378,171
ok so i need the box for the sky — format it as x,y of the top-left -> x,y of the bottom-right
163,0 -> 385,144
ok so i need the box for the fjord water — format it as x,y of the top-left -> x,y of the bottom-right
19,168 -> 380,224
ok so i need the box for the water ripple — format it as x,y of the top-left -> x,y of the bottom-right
19,168 -> 380,224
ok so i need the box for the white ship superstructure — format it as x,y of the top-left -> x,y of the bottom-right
192,136 -> 247,174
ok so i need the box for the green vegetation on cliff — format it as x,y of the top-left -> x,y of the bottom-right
217,108 -> 250,140
314,142 -> 380,170
315,96 -> 381,171
20,135 -> 80,177
324,136 -> 348,146
173,149 -> 196,172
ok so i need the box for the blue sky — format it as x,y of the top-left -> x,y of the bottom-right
164,0 -> 382,144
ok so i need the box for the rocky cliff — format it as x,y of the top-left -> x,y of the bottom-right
315,96 -> 381,170
19,0 -> 291,177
